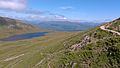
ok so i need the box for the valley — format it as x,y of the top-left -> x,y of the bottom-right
0,0 -> 119,68
0,16 -> 78,68
0,16 -> 120,68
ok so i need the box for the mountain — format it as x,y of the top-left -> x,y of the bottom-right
0,16 -> 119,68
31,21 -> 102,31
0,16 -> 36,29
0,16 -> 43,38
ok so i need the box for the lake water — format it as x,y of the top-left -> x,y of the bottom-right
0,32 -> 48,41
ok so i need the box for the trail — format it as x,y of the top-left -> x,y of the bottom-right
35,58 -> 45,66
70,24 -> 120,51
100,25 -> 120,35
3,54 -> 24,61
10,60 -> 23,68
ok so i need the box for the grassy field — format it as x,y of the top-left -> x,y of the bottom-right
0,16 -> 82,68
0,26 -> 120,68
46,27 -> 120,68
0,26 -> 49,39
0,31 -> 78,68
0,17 -> 120,68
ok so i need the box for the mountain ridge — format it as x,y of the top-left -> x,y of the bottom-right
0,16 -> 34,29
0,16 -> 46,38
31,20 -> 102,31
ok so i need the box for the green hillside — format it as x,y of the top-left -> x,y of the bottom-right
0,17 -> 47,38
0,16 -> 78,68
0,17 -> 120,68
107,18 -> 120,32
45,18 -> 120,68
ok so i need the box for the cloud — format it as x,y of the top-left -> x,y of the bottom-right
28,14 -> 67,21
0,0 -> 48,15
0,0 -> 26,11
28,15 -> 47,20
22,9 -> 48,15
60,6 -> 73,10
0,0 -> 68,21
53,15 -> 67,20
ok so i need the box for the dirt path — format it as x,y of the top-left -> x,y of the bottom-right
35,58 -> 45,66
3,54 -> 24,62
100,25 -> 120,35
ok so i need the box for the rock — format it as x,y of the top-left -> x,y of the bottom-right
70,36 -> 91,51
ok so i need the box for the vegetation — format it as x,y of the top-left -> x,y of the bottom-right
107,18 -> 120,32
0,17 -> 48,38
47,19 -> 120,68
0,17 -> 120,68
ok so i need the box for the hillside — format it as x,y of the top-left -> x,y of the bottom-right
44,18 -> 120,68
106,17 -> 120,32
0,18 -> 120,68
0,17 -> 46,38
0,17 -> 35,28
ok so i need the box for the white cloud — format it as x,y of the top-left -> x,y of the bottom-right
60,6 -> 73,10
54,15 -> 67,20
28,15 -> 47,20
0,0 -> 68,21
0,0 -> 26,11
28,14 -> 67,21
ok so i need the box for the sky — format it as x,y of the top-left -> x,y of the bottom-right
0,0 -> 120,22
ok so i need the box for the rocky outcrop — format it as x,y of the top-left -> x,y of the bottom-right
70,36 -> 91,51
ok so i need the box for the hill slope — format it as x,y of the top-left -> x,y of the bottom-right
40,18 -> 120,68
0,17 -> 120,68
0,17 -> 45,38
0,17 -> 34,29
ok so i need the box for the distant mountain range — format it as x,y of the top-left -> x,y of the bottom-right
0,16 -> 105,32
0,16 -> 120,68
29,20 -> 104,31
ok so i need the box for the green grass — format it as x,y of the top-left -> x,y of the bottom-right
50,28 -> 120,68
0,31 -> 77,68
0,18 -> 120,68
108,20 -> 120,32
0,24 -> 5,29
0,26 -> 120,68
